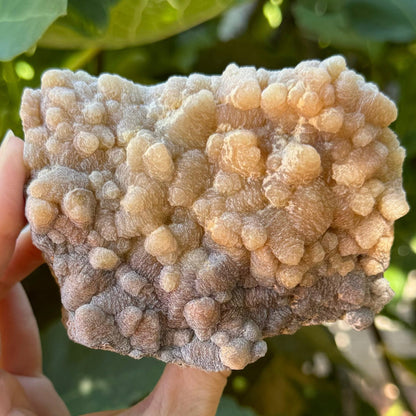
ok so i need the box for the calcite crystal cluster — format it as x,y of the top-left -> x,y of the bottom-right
21,56 -> 409,371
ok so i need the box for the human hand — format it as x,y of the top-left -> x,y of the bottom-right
0,131 -> 230,416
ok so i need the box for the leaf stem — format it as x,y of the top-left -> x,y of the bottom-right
63,48 -> 101,72
95,50 -> 104,75
337,366 -> 357,416
2,61 -> 19,105
369,323 -> 416,415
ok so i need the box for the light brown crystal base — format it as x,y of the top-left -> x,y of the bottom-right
22,56 -> 407,370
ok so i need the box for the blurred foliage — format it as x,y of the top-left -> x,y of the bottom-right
1,0 -> 416,414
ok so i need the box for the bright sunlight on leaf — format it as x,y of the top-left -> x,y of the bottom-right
39,0 -> 243,49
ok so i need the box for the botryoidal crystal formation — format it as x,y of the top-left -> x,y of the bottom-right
21,56 -> 409,371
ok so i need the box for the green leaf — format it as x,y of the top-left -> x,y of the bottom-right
0,0 -> 67,61
39,0 -> 242,50
68,0 -> 119,29
217,396 -> 258,416
41,320 -> 164,414
244,355 -> 309,416
345,0 -> 416,43
295,326 -> 356,370
292,0 -> 381,53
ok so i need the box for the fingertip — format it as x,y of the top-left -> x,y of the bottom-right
0,130 -> 24,170
1,130 -> 13,146
1,130 -> 23,150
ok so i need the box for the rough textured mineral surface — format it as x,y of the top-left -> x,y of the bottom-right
21,56 -> 409,371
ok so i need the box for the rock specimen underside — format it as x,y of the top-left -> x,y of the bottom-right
21,56 -> 409,371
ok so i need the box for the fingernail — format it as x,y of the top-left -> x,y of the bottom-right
1,129 -> 14,149
0,130 -> 15,160
0,130 -> 20,168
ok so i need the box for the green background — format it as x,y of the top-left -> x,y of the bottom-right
1,0 -> 416,415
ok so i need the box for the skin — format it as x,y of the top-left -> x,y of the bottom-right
0,132 -> 230,416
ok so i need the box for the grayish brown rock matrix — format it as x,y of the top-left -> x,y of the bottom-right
21,56 -> 409,371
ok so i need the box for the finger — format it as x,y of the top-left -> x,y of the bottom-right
0,132 -> 27,277
125,364 -> 231,416
0,226 -> 44,299
83,365 -> 230,416
0,370 -> 37,416
2,375 -> 69,416
16,374 -> 70,416
0,283 -> 42,377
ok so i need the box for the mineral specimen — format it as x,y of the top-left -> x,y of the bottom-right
21,56 -> 409,371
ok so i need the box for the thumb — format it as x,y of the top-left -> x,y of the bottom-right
128,364 -> 231,416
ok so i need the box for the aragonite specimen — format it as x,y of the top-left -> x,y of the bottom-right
21,56 -> 409,371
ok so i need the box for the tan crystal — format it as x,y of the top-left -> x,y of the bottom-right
22,56 -> 408,371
